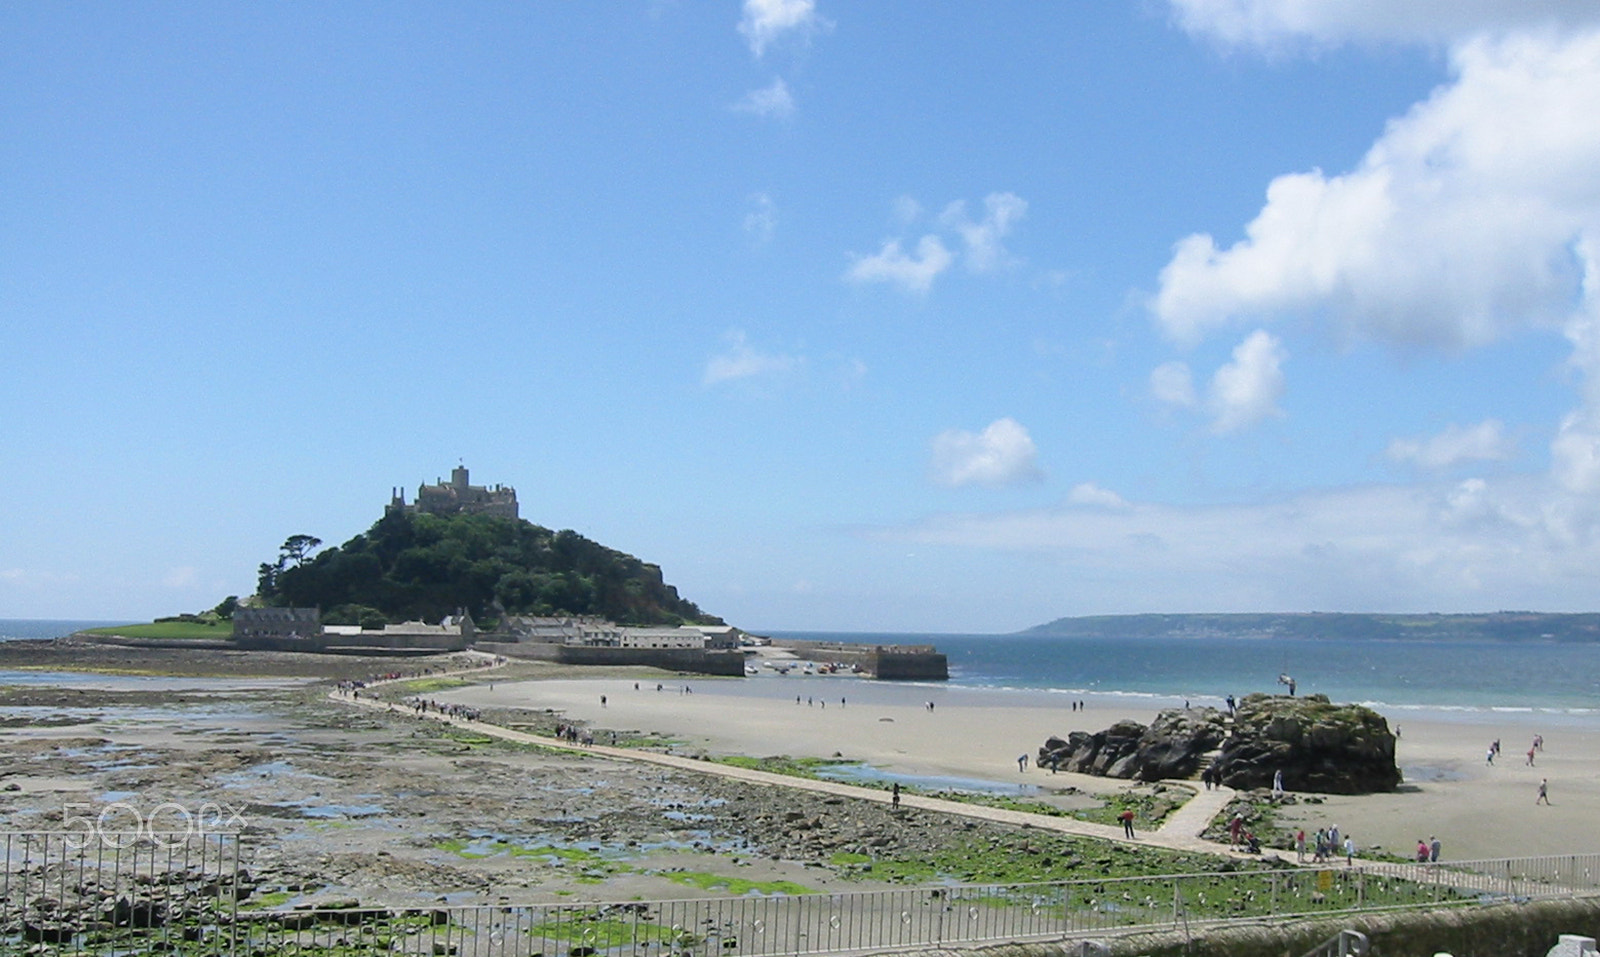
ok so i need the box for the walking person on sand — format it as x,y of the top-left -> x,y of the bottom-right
1537,778 -> 1551,805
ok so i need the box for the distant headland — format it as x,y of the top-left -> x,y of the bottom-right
1023,611 -> 1600,642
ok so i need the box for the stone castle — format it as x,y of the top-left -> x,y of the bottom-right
388,465 -> 518,520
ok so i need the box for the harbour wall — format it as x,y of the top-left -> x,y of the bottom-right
774,638 -> 949,680
472,641 -> 747,677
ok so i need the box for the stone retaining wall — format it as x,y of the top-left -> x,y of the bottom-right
472,641 -> 746,676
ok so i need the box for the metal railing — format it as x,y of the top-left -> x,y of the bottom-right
5,832 -> 1599,956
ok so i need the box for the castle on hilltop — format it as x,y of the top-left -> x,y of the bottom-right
388,465 -> 518,520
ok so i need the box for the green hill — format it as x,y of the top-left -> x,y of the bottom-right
256,510 -> 719,628
1021,611 -> 1600,642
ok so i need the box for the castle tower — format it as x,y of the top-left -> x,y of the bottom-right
452,465 -> 469,490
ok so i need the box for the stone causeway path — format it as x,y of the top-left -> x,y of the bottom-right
333,654 -> 1254,861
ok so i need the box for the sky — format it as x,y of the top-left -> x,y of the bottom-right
5,1 -> 1600,634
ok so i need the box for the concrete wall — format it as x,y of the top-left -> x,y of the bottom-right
473,641 -> 746,676
777,640 -> 950,680
236,632 -> 466,653
871,650 -> 950,680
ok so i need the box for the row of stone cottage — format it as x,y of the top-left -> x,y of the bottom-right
232,607 -> 740,654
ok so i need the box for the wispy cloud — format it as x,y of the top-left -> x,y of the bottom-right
940,192 -> 1028,272
1168,0 -> 1600,50
930,417 -> 1044,488
1387,420 -> 1515,470
876,472 -> 1600,613
1068,482 -> 1129,508
845,236 -> 954,295
1150,361 -> 1198,409
733,77 -> 795,119
703,330 -> 801,386
743,193 -> 777,244
845,192 -> 1027,295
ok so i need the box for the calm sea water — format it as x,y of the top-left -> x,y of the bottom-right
0,619 -> 130,642
768,631 -> 1600,726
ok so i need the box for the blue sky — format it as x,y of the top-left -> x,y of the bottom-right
5,1 -> 1600,633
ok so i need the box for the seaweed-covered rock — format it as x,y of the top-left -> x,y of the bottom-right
1038,694 -> 1399,795
1216,693 -> 1399,794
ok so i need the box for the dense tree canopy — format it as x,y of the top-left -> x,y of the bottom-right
256,511 -> 718,627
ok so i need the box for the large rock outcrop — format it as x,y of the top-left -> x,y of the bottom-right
1038,709 -> 1227,783
1038,693 -> 1400,795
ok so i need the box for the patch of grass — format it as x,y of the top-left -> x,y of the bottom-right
439,839 -> 605,862
835,829 -> 1255,887
240,890 -> 294,910
526,916 -> 677,948
391,676 -> 471,694
83,621 -> 232,640
714,755 -> 861,778
1070,788 -> 1187,829
661,871 -> 814,896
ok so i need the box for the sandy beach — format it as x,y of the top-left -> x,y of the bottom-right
434,671 -> 1600,862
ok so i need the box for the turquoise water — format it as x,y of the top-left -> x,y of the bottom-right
768,631 -> 1600,724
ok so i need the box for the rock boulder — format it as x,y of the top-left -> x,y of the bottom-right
1038,693 -> 1400,795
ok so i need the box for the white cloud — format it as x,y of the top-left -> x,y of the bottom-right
1387,420 -> 1515,470
1552,239 -> 1600,492
940,192 -> 1028,272
743,193 -> 777,244
703,330 -> 800,386
930,418 -> 1044,488
1068,483 -> 1129,509
1150,361 -> 1198,409
738,0 -> 822,58
1207,330 -> 1286,433
844,236 -> 954,295
1152,29 -> 1600,351
875,473 -> 1600,613
846,192 -> 1027,294
733,78 -> 795,119
1168,0 -> 1600,49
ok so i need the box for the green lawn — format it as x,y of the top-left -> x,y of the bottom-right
83,621 -> 233,640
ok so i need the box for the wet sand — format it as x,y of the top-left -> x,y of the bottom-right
434,672 -> 1600,861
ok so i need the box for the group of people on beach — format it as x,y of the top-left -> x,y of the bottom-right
403,696 -> 481,722
1289,822 -> 1356,865
553,722 -> 595,746
1483,735 -> 1553,804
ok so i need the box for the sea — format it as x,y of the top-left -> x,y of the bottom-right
0,619 -> 133,642
766,630 -> 1600,731
3,619 -> 1596,730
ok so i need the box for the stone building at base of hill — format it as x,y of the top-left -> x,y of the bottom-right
232,607 -> 472,653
